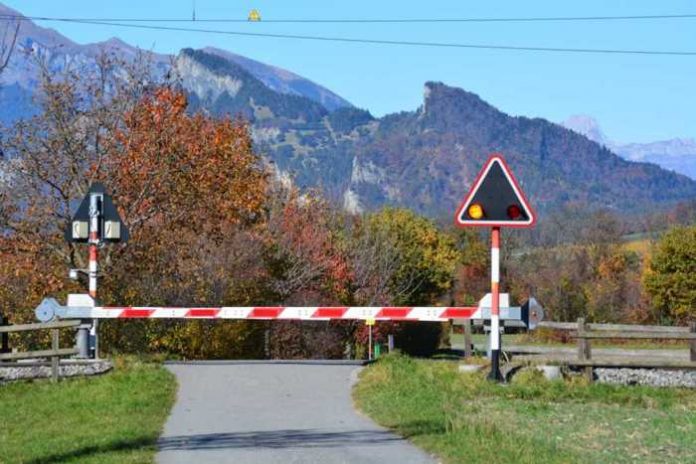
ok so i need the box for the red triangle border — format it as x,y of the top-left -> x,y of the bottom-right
454,153 -> 537,228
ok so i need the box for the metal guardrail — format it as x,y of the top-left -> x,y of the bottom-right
0,320 -> 81,382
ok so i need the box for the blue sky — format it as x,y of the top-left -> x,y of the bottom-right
4,0 -> 695,143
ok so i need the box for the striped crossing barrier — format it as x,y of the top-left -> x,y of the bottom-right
35,294 -> 544,328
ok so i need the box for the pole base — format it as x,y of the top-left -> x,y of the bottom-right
76,322 -> 91,358
487,349 -> 504,382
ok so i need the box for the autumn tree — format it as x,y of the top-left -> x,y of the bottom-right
264,187 -> 348,305
346,208 -> 458,356
0,52 -> 155,333
348,208 -> 457,306
643,225 -> 696,324
1,52 -> 155,274
260,187 -> 351,359
0,51 -> 272,357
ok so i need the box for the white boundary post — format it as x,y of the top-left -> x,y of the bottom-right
488,227 -> 504,381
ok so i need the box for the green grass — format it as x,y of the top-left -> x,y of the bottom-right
0,358 -> 177,464
353,354 -> 696,464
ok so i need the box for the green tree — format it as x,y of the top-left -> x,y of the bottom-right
344,208 -> 458,357
643,225 -> 696,324
356,208 -> 458,306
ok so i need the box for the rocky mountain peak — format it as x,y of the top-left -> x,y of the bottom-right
422,82 -> 492,113
202,46 -> 352,112
562,114 -> 609,145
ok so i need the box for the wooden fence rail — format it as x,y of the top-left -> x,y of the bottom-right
538,320 -> 691,333
0,319 -> 81,382
571,318 -> 695,381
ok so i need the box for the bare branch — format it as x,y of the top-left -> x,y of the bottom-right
0,18 -> 20,75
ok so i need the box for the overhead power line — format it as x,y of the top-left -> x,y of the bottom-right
1,12 -> 696,23
8,18 -> 694,57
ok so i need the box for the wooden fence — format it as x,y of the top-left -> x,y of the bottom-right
531,319 -> 696,380
457,318 -> 696,377
0,320 -> 81,382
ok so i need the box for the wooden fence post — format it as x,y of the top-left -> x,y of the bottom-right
576,317 -> 593,382
690,321 -> 696,362
463,320 -> 473,359
51,329 -> 59,383
0,312 -> 9,355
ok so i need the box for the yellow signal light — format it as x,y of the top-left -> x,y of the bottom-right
468,203 -> 484,220
248,9 -> 261,21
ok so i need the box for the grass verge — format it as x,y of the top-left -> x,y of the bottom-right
353,354 -> 696,464
0,358 -> 176,464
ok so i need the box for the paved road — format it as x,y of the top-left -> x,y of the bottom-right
156,361 -> 436,464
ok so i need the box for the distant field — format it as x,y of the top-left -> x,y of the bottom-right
354,354 -> 696,464
622,237 -> 652,255
0,358 -> 176,464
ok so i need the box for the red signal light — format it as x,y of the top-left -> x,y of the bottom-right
507,205 -> 521,220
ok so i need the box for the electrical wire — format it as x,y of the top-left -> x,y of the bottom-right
8,18 -> 693,57
1,12 -> 695,23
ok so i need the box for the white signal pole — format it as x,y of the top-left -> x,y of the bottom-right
488,227 -> 503,381
88,192 -> 102,358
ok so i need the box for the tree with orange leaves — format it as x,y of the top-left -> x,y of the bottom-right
0,53 -> 270,356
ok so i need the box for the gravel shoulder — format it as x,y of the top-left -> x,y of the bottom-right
156,361 -> 436,464
0,359 -> 112,383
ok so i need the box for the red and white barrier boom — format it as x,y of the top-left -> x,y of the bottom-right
35,293 -> 544,328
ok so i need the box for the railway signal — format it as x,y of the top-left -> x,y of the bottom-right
33,172 -> 545,363
455,154 -> 536,382
65,183 -> 128,358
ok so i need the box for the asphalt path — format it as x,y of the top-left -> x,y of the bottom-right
156,361 -> 436,464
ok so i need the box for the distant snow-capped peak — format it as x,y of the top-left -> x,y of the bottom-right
561,114 -> 696,180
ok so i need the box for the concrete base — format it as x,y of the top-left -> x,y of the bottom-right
536,365 -> 562,380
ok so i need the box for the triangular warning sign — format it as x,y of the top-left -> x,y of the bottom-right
454,154 -> 536,228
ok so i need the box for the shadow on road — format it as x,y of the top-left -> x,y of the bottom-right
26,437 -> 154,464
158,428 -> 402,451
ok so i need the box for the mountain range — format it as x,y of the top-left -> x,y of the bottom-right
1,2 -> 695,220
562,115 -> 696,180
